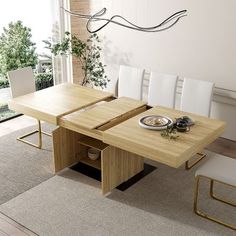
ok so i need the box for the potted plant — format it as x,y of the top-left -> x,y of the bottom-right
44,32 -> 109,89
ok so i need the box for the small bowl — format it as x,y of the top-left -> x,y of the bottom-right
88,148 -> 100,160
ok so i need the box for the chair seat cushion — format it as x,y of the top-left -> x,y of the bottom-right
195,153 -> 236,186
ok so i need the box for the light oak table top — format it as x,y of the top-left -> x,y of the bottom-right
103,107 -> 226,168
60,97 -> 146,130
59,97 -> 146,140
8,83 -> 113,124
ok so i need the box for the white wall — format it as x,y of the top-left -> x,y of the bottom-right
102,0 -> 236,140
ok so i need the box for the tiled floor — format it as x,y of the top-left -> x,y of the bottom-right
207,136 -> 236,158
0,88 -> 11,103
0,115 -> 37,137
0,212 -> 37,236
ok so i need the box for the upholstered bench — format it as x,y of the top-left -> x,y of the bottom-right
194,153 -> 236,230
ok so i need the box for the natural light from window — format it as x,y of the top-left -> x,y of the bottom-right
0,0 -> 52,55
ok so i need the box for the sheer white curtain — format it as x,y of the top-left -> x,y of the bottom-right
50,0 -> 72,85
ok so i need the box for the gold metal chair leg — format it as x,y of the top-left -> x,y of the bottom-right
210,180 -> 236,207
42,131 -> 52,137
194,176 -> 236,231
17,120 -> 50,149
185,152 -> 206,170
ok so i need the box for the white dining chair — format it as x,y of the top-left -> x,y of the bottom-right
118,65 -> 145,100
7,67 -> 51,149
180,78 -> 214,117
148,72 -> 178,108
194,153 -> 236,230
180,78 -> 214,169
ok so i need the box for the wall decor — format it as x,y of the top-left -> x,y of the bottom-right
63,7 -> 187,33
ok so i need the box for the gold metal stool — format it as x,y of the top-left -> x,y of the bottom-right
17,120 -> 51,149
194,154 -> 236,231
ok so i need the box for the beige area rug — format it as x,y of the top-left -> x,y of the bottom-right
0,150 -> 235,236
0,124 -> 55,204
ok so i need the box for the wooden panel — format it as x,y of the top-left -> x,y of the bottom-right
70,0 -> 90,84
60,97 -> 146,130
0,213 -> 37,236
79,136 -> 108,150
101,146 -> 144,195
52,127 -> 81,173
98,106 -> 147,131
103,107 -> 226,168
79,155 -> 101,170
59,118 -> 103,140
70,0 -> 103,84
77,139 -> 102,169
8,83 -> 113,124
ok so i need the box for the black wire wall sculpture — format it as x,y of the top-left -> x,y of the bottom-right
62,7 -> 187,33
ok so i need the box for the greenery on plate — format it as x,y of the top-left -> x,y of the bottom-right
161,126 -> 179,140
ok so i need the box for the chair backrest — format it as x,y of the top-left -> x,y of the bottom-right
148,72 -> 178,108
118,65 -> 145,100
7,67 -> 36,98
180,78 -> 214,117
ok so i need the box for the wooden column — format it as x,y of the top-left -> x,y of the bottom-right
70,0 -> 103,84
102,146 -> 144,195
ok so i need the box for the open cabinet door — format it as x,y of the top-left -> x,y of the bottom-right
52,127 -> 81,173
101,145 -> 144,195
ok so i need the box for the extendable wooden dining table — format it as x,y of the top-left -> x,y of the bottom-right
8,83 -> 226,194
8,83 -> 113,124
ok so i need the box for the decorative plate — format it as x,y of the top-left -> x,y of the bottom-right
138,115 -> 173,130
